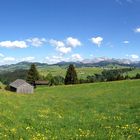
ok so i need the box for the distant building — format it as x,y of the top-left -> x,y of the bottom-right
35,80 -> 49,85
9,79 -> 34,94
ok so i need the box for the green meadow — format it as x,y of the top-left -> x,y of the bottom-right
39,66 -> 140,79
39,67 -> 103,79
0,80 -> 140,140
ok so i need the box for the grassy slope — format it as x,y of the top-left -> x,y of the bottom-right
0,80 -> 140,140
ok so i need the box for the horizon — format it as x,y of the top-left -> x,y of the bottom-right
1,57 -> 140,66
0,0 -> 140,65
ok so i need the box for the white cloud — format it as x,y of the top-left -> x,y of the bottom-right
3,57 -> 16,62
66,37 -> 82,48
123,40 -> 130,44
135,27 -> 140,33
91,36 -> 103,47
48,37 -> 81,54
45,56 -> 61,64
21,56 -> 35,62
49,39 -> 65,48
45,54 -> 83,64
56,46 -> 71,54
26,37 -> 46,47
126,54 -> 139,59
0,37 -> 46,49
49,39 -> 71,54
0,53 -> 4,57
130,54 -> 139,59
45,55 -> 70,64
0,41 -> 27,48
71,54 -> 83,61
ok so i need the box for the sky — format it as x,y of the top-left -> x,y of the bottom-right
0,0 -> 140,65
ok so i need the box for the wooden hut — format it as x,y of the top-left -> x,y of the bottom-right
9,79 -> 34,94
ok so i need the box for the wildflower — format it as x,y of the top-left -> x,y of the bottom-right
58,114 -> 62,118
11,128 -> 17,133
26,126 -> 30,130
128,135 -> 132,139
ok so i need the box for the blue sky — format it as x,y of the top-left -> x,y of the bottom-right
0,0 -> 140,64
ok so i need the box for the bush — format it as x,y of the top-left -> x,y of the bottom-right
102,70 -> 125,81
53,76 -> 64,85
5,85 -> 10,91
135,73 -> 140,79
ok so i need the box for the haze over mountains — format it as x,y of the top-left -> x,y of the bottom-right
1,57 -> 140,73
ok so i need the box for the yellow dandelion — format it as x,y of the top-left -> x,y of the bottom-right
26,126 -> 30,130
11,128 -> 17,133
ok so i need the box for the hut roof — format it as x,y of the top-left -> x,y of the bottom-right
10,79 -> 29,88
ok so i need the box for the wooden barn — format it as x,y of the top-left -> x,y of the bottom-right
9,79 -> 34,94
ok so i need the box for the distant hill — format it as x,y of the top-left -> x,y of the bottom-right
0,58 -> 140,73
0,69 -> 28,84
0,61 -> 48,72
55,58 -> 140,68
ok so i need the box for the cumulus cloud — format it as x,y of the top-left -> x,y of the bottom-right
91,36 -> 103,47
21,56 -> 35,61
134,27 -> 140,33
71,54 -> 83,61
126,54 -> 139,59
45,55 -> 70,64
3,57 -> 16,62
45,53 -> 83,64
26,37 -> 46,47
49,39 -> 65,48
49,39 -> 71,54
0,53 -> 4,57
56,46 -> 71,54
0,41 -> 27,48
48,37 -> 81,54
123,40 -> 130,44
66,37 -> 82,48
130,54 -> 139,59
0,37 -> 46,49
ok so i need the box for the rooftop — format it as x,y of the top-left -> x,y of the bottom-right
10,79 -> 29,88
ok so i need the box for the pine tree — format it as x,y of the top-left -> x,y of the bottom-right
26,64 -> 39,87
65,64 -> 78,85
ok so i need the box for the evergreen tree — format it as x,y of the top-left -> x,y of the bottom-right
65,64 -> 78,85
26,64 -> 39,87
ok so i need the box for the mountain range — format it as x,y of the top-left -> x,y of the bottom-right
0,58 -> 140,72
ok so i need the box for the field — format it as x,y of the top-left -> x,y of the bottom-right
39,67 -> 103,79
0,80 -> 140,139
39,66 -> 140,79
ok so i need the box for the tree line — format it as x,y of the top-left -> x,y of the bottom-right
24,64 -> 140,86
0,63 -> 139,87
26,64 -> 78,86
